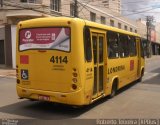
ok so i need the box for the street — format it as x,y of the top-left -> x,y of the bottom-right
0,56 -> 160,124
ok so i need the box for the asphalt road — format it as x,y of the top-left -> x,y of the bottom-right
0,56 -> 160,125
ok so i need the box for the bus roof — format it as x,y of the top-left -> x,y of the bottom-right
83,19 -> 140,37
18,17 -> 140,37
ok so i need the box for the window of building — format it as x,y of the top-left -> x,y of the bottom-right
70,3 -> 75,17
90,12 -> 96,22
101,16 -> 106,24
102,0 -> 109,3
118,9 -> 121,13
130,28 -> 133,32
104,3 -> 109,7
20,0 -> 35,3
110,20 -> 114,27
118,23 -> 121,29
135,30 -> 137,33
124,25 -> 127,31
50,0 -> 60,12
119,34 -> 129,57
21,0 -> 27,2
129,36 -> 137,56
107,31 -> 119,58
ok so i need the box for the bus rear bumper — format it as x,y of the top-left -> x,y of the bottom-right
16,85 -> 87,106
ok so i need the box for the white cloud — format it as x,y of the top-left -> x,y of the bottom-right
121,0 -> 160,22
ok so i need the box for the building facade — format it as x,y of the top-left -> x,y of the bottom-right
0,0 -> 71,68
136,18 -> 160,56
0,0 -> 158,68
82,0 -> 121,14
153,23 -> 160,55
78,2 -> 137,32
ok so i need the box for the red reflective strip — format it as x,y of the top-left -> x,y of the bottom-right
130,60 -> 134,71
20,55 -> 29,64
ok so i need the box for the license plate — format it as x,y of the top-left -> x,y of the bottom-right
38,95 -> 50,101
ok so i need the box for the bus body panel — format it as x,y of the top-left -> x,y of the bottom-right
17,18 -> 87,105
16,17 -> 145,106
17,51 -> 73,92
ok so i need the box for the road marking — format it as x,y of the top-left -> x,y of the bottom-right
143,72 -> 159,81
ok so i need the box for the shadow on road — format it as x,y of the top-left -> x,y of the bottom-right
0,82 -> 139,120
0,99 -> 109,119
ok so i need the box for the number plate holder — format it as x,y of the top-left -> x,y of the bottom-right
38,95 -> 50,101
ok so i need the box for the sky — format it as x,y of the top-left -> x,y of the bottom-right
121,0 -> 160,23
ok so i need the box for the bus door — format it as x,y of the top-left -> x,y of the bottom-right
136,37 -> 141,78
92,33 -> 105,99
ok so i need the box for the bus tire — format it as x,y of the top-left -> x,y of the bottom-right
109,80 -> 118,98
137,69 -> 144,82
137,76 -> 142,82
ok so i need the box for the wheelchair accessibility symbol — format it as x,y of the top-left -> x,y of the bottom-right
21,69 -> 29,80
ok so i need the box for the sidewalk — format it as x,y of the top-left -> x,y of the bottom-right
0,68 -> 16,78
145,55 -> 160,62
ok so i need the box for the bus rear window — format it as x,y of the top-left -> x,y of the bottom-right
19,27 -> 70,52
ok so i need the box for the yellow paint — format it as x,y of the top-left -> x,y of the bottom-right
16,17 -> 145,106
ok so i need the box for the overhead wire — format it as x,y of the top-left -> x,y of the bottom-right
77,1 -> 160,19
1,0 -> 160,22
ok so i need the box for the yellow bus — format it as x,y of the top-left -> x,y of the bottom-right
16,17 -> 145,106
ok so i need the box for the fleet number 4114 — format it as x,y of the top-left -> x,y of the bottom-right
50,56 -> 68,64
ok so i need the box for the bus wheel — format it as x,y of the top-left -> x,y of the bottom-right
109,81 -> 117,98
137,69 -> 144,82
137,76 -> 142,82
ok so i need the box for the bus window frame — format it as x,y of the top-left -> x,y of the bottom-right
107,31 -> 119,59
129,35 -> 137,57
83,26 -> 92,62
119,33 -> 130,58
140,38 -> 145,58
18,26 -> 71,53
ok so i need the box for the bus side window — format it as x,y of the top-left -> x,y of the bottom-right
84,27 -> 92,62
107,31 -> 119,58
129,36 -> 137,56
119,34 -> 129,58
140,38 -> 145,58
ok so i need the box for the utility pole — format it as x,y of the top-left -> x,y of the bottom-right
146,16 -> 154,58
74,0 -> 78,17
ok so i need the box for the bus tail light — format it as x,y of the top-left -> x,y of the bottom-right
16,69 -> 19,73
17,79 -> 20,84
72,68 -> 78,83
72,73 -> 78,77
72,68 -> 79,90
73,68 -> 77,72
16,65 -> 19,78
72,78 -> 77,83
72,84 -> 77,90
